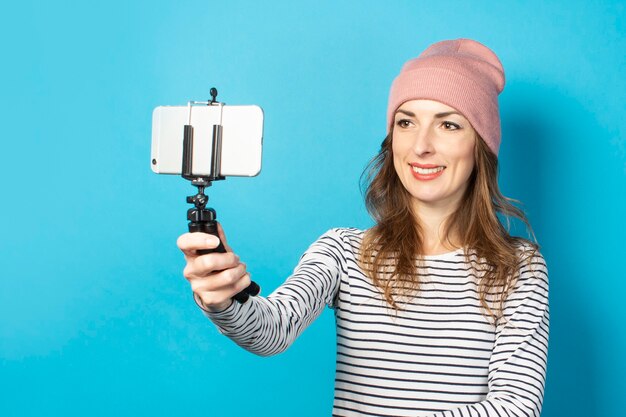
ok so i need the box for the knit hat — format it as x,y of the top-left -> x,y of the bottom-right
387,38 -> 505,156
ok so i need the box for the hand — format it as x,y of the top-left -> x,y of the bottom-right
176,224 -> 251,312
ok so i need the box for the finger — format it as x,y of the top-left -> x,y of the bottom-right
194,272 -> 252,306
185,253 -> 241,279
216,222 -> 233,252
177,232 -> 221,257
189,264 -> 248,292
193,291 -> 232,313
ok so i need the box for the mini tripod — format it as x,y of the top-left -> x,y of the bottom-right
182,88 -> 260,304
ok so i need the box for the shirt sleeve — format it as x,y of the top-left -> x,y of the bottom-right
199,228 -> 346,356
426,251 -> 550,417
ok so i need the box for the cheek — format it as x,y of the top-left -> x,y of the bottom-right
391,136 -> 401,157
391,139 -> 404,171
456,144 -> 476,178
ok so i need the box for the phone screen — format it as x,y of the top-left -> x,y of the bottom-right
151,105 -> 263,177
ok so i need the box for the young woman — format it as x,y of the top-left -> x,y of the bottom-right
177,39 -> 549,417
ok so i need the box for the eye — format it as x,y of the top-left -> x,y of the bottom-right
396,119 -> 413,128
442,121 -> 461,130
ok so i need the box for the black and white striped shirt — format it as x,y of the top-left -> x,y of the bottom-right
203,228 -> 550,417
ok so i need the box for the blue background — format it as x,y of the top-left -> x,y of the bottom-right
1,1 -> 624,416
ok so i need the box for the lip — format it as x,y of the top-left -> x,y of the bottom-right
409,164 -> 446,181
410,163 -> 446,169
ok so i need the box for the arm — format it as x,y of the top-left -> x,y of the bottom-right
427,252 -> 550,417
200,228 -> 346,356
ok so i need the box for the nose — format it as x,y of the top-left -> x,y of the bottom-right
411,126 -> 435,156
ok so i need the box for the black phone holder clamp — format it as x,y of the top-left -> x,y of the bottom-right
182,87 -> 260,304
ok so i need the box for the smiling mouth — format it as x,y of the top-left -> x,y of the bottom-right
411,165 -> 446,175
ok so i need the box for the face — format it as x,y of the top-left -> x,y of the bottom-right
392,99 -> 476,213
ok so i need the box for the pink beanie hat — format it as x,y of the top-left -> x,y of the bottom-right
387,38 -> 505,156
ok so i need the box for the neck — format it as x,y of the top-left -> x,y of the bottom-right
412,201 -> 462,253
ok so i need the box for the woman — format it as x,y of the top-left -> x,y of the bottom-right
177,39 -> 549,417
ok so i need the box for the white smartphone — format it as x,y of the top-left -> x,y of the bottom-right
151,104 -> 263,177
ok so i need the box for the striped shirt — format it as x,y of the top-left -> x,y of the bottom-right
203,228 -> 550,417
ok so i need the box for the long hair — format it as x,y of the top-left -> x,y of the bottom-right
358,130 -> 539,324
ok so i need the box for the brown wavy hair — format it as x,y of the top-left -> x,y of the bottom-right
358,130 -> 539,324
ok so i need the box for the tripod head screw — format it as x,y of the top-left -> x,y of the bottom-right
186,194 -> 208,208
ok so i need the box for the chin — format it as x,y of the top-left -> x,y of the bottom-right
409,193 -> 445,204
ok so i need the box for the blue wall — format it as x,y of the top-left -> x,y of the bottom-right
1,1 -> 624,416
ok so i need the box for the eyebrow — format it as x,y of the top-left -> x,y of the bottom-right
396,109 -> 463,118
